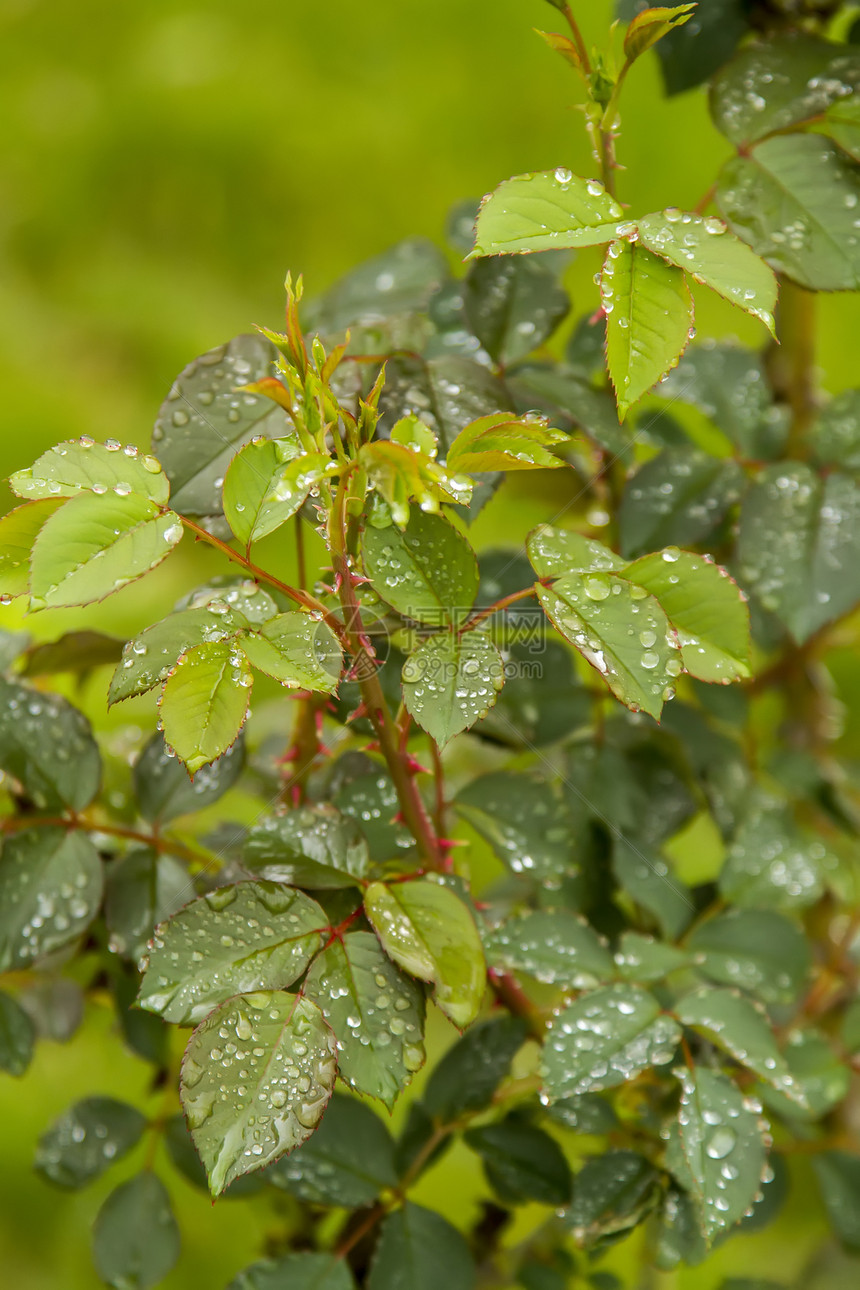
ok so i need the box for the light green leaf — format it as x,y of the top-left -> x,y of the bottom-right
362,510 -> 478,626
614,931 -> 690,983
105,847 -> 190,961
737,464 -> 860,644
133,732 -> 244,824
687,909 -> 811,1004
0,500 -> 62,599
527,525 -> 623,579
637,210 -> 776,333
159,639 -> 252,773
472,170 -> 624,256
35,1097 -> 147,1190
153,333 -> 287,516
454,772 -> 579,883
109,603 -> 248,705
139,882 -> 326,1024
244,805 -> 370,889
484,910 -> 612,986
602,239 -> 694,419
463,255 -> 570,364
368,1203 -> 476,1290
0,678 -> 101,810
11,439 -> 170,506
401,630 -> 504,746
537,572 -> 677,720
624,5 -> 696,63
0,991 -> 35,1077
668,1066 -> 768,1242
266,1093 -> 397,1205
364,879 -> 486,1028
625,548 -> 751,683
619,448 -> 746,558
305,932 -> 426,1107
181,992 -> 337,1196
711,34 -> 860,146
228,1253 -> 356,1290
719,797 -> 827,910
238,612 -> 343,692
0,828 -> 103,971
542,985 -> 681,1098
222,437 -> 309,546
29,492 -> 183,608
675,988 -> 800,1101
92,1173 -> 180,1289
717,135 -> 860,291
509,366 -> 628,459
446,413 -> 569,474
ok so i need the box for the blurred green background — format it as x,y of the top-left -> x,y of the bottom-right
1,0 -> 859,1286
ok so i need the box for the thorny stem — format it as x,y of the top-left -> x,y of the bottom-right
562,4 -> 591,74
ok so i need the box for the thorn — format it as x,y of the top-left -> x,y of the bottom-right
405,755 -> 430,776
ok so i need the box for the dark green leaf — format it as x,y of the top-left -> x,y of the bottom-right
0,678 -> 101,810
0,827 -> 103,970
306,238 -> 448,330
613,837 -> 694,939
465,1115 -> 572,1205
658,343 -> 788,459
334,771 -> 414,862
21,630 -> 125,677
362,510 -> 478,627
687,909 -> 811,1004
104,848 -> 190,961
655,1187 -> 708,1270
367,1203 -> 476,1290
139,882 -> 326,1024
463,256 -> 569,365
484,910 -> 612,986
35,1097 -> 147,1189
565,1150 -> 659,1247
92,1174 -> 180,1290
267,1093 -> 397,1205
761,1029 -> 849,1122
614,932 -> 690,983
675,988 -> 800,1101
719,796 -> 827,911
304,932 -> 426,1108
134,731 -> 244,824
619,447 -> 745,558
0,990 -> 35,1076
542,985 -> 681,1098
181,992 -> 337,1196
813,1151 -> 860,1249
509,366 -> 628,459
423,1015 -> 528,1122
244,805 -> 370,888
812,389 -> 860,472
228,1253 -> 356,1290
546,1093 -> 619,1135
402,630 -> 504,747
162,1114 -> 264,1198
454,773 -> 578,883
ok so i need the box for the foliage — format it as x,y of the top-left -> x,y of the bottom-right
2,3 -> 860,1288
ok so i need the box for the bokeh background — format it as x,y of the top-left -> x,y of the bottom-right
1,0 -> 860,1286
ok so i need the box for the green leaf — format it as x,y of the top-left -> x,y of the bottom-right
655,1186 -> 708,1270
238,612 -> 343,692
617,0 -> 752,96
463,255 -> 570,364
601,239 -> 694,419
465,1115 -> 572,1205
812,1151 -> 860,1249
22,630 -> 124,678
181,992 -> 337,1196
362,510 -> 478,626
509,366 -> 628,459
364,879 -> 486,1028
0,678 -> 101,810
446,413 -> 569,474
761,1029 -> 849,1122
472,170 -> 623,256
687,909 -> 811,1004
0,500 -> 62,599
244,805 -> 370,889
305,932 -> 426,1107
710,34 -> 860,147
159,638 -> 252,773
812,389 -> 860,471
162,1113 -> 263,1198
153,333 -> 287,516
228,1253 -> 356,1290
134,731 -> 244,824
614,932 -> 690,983
527,526 -> 623,579
624,5 -> 696,63
537,572 -> 676,720
484,910 -> 612,986
10,439 -> 170,506
221,437 -> 314,546
267,1093 -> 397,1205
29,493 -> 183,608
422,1015 -> 527,1124
35,1097 -> 147,1189
368,1203 -> 476,1290
334,770 -> 414,862
454,773 -> 579,883
719,797 -> 827,911
820,95 -> 860,162
619,447 -> 745,558
658,343 -> 788,459
546,1093 -> 619,1135
636,211 -> 776,334
717,135 -> 860,291
738,464 -> 860,644
0,991 -> 35,1076
565,1150 -> 659,1246
105,847 -> 190,961
0,827 -> 103,970
675,988 -> 800,1100
109,602 -> 249,705
92,1174 -> 180,1290
613,837 -> 694,940
625,548 -> 751,683
139,882 -> 325,1024
306,238 -> 448,330
668,1066 -> 768,1242
542,985 -> 681,1098
401,630 -> 504,746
